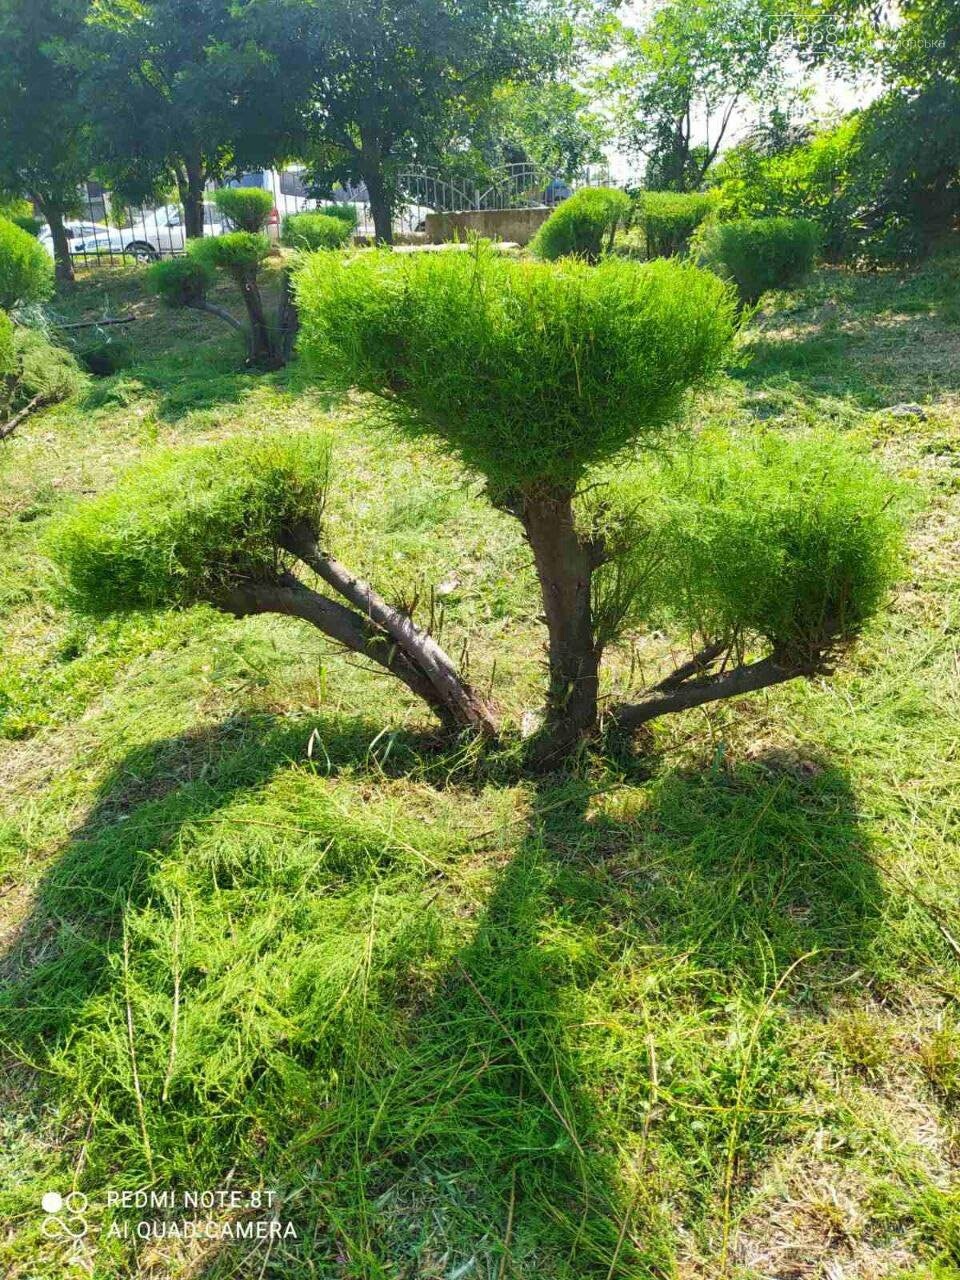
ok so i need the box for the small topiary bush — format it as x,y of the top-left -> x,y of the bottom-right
212,186 -> 276,233
693,216 -> 821,304
530,187 -> 632,264
281,212 -> 353,251
635,190 -> 717,258
147,256 -> 215,307
51,245 -> 902,761
51,433 -> 332,614
0,216 -> 54,310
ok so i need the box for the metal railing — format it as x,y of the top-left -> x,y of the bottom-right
46,162 -> 615,268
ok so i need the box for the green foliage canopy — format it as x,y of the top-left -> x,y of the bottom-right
594,429 -> 903,660
213,187 -> 276,233
635,190 -> 718,258
188,232 -> 270,280
147,256 -> 215,308
50,433 -> 332,614
295,245 -> 737,495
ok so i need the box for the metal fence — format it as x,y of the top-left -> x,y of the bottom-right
53,162 -> 614,268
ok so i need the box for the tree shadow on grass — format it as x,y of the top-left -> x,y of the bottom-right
0,716 -> 882,1279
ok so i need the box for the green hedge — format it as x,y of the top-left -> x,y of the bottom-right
188,232 -> 270,279
635,191 -> 717,258
49,433 -> 332,614
530,187 -> 632,263
147,256 -> 215,307
693,216 -> 820,303
281,212 -> 353,251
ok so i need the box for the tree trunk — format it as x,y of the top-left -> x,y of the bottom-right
520,486 -> 600,759
42,204 -> 74,285
283,522 -> 498,734
361,151 -> 393,246
236,275 -> 276,367
179,158 -> 206,239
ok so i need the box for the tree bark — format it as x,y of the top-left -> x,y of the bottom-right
179,157 -> 206,239
609,655 -> 807,730
235,274 -> 276,367
41,203 -> 75,285
283,522 -> 498,734
361,146 -> 393,246
219,573 -> 462,730
520,486 -> 601,757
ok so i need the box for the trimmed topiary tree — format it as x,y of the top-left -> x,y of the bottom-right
148,235 -> 292,367
49,246 -> 904,761
531,188 -> 632,264
212,187 -> 276,234
0,216 -> 54,311
281,212 -> 353,251
693,216 -> 821,304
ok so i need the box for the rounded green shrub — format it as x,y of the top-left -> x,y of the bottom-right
281,212 -> 353,252
188,232 -> 270,279
147,256 -> 215,307
530,187 -> 632,263
597,429 -> 903,662
212,186 -> 276,233
48,432 -> 332,615
319,203 -> 359,229
634,191 -> 717,258
0,216 -> 54,310
295,244 -> 737,495
693,216 -> 820,304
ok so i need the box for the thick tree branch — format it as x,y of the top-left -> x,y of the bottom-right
649,639 -> 728,692
282,522 -> 498,733
610,655 -> 812,729
217,572 -> 461,729
0,394 -> 49,442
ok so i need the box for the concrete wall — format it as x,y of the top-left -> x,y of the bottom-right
424,206 -> 552,246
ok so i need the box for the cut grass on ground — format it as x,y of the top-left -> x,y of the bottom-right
1,258 -> 959,1279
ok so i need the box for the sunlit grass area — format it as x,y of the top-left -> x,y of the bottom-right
1,259 -> 959,1278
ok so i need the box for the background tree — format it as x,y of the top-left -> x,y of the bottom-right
0,0 -> 91,283
603,0 -> 786,190
78,0 -> 288,239
268,0 -> 566,243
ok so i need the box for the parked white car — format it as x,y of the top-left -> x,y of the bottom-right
38,203 -> 227,262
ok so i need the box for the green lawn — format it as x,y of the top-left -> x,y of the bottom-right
1,258 -> 959,1279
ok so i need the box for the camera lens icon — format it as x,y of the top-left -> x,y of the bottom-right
41,1190 -> 89,1240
